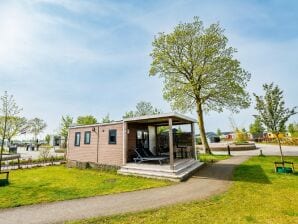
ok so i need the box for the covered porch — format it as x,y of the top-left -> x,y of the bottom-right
118,113 -> 203,181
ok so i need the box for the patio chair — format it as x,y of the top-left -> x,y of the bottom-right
133,148 -> 169,165
141,147 -> 157,157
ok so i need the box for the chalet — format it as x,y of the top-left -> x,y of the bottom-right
67,113 -> 203,181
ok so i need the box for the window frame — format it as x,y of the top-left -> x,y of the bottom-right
84,131 -> 91,144
74,132 -> 81,146
108,129 -> 117,144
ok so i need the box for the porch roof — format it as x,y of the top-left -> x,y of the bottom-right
123,112 -> 196,126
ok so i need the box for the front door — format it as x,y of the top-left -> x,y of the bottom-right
136,130 -> 149,149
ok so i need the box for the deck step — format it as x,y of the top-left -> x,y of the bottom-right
118,160 -> 204,181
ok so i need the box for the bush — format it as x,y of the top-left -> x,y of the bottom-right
234,130 -> 249,144
39,147 -> 51,163
8,156 -> 65,165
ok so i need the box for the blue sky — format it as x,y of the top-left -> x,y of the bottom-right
0,0 -> 297,136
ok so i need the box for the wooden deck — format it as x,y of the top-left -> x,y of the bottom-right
118,159 -> 204,181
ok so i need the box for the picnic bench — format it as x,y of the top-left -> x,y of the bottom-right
2,153 -> 21,169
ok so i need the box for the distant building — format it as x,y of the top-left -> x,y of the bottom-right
49,135 -> 65,147
220,131 -> 235,140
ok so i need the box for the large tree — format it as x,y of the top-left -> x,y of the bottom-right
254,83 -> 297,162
149,17 -> 251,153
123,101 -> 162,118
0,91 -> 22,172
60,115 -> 73,148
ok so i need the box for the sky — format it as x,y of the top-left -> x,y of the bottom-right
0,0 -> 298,137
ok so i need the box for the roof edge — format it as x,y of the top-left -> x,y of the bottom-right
123,112 -> 197,123
69,120 -> 123,129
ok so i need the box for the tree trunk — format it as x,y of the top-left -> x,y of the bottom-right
196,102 -> 211,154
0,116 -> 8,172
276,136 -> 284,163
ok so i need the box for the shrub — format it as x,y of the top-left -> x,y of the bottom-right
39,147 -> 51,163
234,129 -> 249,144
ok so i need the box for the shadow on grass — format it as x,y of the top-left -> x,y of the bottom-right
233,164 -> 271,184
192,163 -> 271,184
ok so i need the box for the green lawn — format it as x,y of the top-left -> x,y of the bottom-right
199,153 -> 231,163
69,156 -> 298,224
0,166 -> 171,209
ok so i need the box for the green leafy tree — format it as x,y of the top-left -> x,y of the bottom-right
216,128 -> 222,137
249,118 -> 265,138
60,115 -> 73,147
123,111 -> 135,119
288,123 -> 295,134
149,17 -> 251,154
101,113 -> 112,123
254,83 -> 297,162
28,118 -> 47,141
288,123 -> 298,135
76,115 -> 97,125
0,91 -> 22,172
135,101 -> 162,116
0,116 -> 27,143
157,126 -> 168,134
45,134 -> 51,145
123,101 -> 162,118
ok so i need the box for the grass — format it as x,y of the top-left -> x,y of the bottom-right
199,153 -> 232,163
0,166 -> 171,209
69,156 -> 298,224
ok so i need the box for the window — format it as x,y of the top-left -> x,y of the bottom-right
84,131 -> 91,144
109,129 -> 117,144
74,132 -> 81,146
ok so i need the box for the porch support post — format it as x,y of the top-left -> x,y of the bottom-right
123,122 -> 128,165
155,126 -> 158,154
168,118 -> 174,170
191,122 -> 197,160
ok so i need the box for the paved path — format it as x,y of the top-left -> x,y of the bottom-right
0,156 -> 249,224
210,143 -> 298,156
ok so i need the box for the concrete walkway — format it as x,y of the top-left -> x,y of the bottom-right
0,156 -> 249,224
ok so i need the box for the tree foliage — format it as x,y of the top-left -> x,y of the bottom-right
123,111 -> 135,119
149,17 -> 251,153
254,83 -> 297,162
60,115 -> 73,148
123,101 -> 162,118
28,118 -> 47,140
0,91 -> 22,172
77,115 -> 97,125
249,118 -> 265,138
0,116 -> 27,142
45,134 -> 51,145
60,115 -> 73,139
288,122 -> 298,135
101,113 -> 112,123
